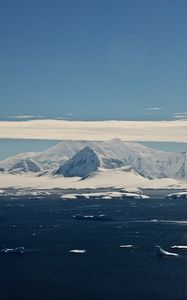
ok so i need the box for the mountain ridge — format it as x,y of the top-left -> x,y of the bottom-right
0,139 -> 186,180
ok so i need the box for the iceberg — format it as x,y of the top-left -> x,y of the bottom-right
155,246 -> 179,257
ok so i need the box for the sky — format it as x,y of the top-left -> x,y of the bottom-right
0,0 -> 187,159
0,0 -> 187,121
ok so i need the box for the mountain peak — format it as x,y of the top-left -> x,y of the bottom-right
55,146 -> 100,177
9,158 -> 43,174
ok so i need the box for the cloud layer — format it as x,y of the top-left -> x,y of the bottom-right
0,119 -> 187,142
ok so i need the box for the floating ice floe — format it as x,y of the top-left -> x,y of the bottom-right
61,191 -> 150,200
171,245 -> 187,250
166,191 -> 187,199
69,249 -> 86,254
61,194 -> 77,199
120,245 -> 134,249
155,245 -> 179,257
1,246 -> 25,254
73,214 -> 112,221
102,195 -> 112,200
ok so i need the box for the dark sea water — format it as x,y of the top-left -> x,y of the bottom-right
0,196 -> 187,300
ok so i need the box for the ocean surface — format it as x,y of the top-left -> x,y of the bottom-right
0,196 -> 187,300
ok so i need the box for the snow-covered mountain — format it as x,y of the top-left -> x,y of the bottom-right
0,138 -> 187,179
8,158 -> 43,174
0,154 -> 43,174
55,147 -> 100,177
55,146 -> 124,177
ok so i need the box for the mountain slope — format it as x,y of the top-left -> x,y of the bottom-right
0,155 -> 43,174
80,166 -> 148,188
56,147 -> 100,177
0,152 -> 37,170
9,158 -> 43,174
55,146 -> 124,177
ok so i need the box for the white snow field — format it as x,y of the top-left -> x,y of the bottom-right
0,167 -> 186,191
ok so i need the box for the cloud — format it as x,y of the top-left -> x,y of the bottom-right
143,107 -> 164,112
173,112 -> 187,115
0,115 -> 73,121
1,115 -> 47,120
65,113 -> 74,117
173,112 -> 187,119
0,119 -> 187,142
12,115 -> 36,119
173,115 -> 187,119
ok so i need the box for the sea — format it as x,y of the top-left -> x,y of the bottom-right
0,196 -> 187,300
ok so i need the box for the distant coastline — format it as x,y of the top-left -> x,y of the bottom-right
0,186 -> 187,199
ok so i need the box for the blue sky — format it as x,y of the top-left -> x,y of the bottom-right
0,0 -> 187,120
0,0 -> 187,159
